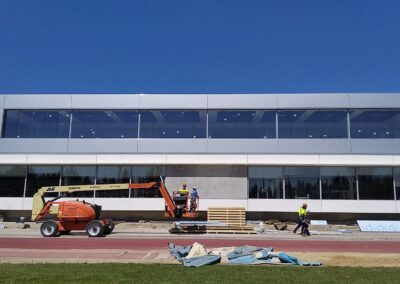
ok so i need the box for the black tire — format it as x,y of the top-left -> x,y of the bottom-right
86,220 -> 105,237
103,218 -> 115,235
40,220 -> 59,237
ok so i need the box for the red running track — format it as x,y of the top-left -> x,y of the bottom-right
0,237 -> 399,253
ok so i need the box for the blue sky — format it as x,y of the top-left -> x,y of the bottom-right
0,0 -> 399,94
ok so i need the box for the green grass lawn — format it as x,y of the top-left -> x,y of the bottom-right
0,263 -> 399,284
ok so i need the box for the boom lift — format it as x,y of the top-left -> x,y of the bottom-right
32,178 -> 198,237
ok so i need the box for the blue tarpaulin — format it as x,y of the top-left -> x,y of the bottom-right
168,242 -> 322,267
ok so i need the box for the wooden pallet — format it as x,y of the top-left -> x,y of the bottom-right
207,207 -> 246,226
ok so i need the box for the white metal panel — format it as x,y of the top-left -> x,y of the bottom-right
247,154 -> 320,165
198,199 -> 248,211
277,93 -> 349,109
4,95 -> 71,109
0,95 -> 4,108
97,154 -> 167,165
0,139 -> 69,153
247,199 -> 322,212
322,200 -> 397,213
0,154 -> 28,164
95,198 -> 165,211
138,139 -> 207,153
139,94 -> 207,109
349,93 -> 400,108
207,139 -> 278,153
166,154 -> 247,165
207,94 -> 277,109
27,154 -> 97,165
68,139 -> 138,153
351,139 -> 399,154
319,155 -> 394,166
71,94 -> 140,109
0,198 -> 25,210
278,139 -> 351,154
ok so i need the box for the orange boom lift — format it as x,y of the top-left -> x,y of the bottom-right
31,178 -> 198,237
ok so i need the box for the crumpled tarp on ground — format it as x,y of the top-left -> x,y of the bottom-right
168,242 -> 221,267
168,242 -> 322,267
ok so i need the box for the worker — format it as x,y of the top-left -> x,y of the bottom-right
178,183 -> 189,195
293,203 -> 308,234
190,187 -> 199,212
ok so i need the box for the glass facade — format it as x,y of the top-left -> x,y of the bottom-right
278,110 -> 347,138
321,167 -> 357,199
357,167 -> 394,200
140,110 -> 206,138
26,166 -> 61,197
2,108 -> 400,139
131,166 -> 164,197
208,110 -> 276,138
71,110 -> 139,138
61,166 -> 96,198
248,167 -> 283,198
2,110 -> 70,138
284,167 -> 320,199
96,166 -> 130,198
0,166 -> 26,197
0,164 -> 398,201
350,110 -> 400,138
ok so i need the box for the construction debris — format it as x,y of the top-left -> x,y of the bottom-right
168,242 -> 322,267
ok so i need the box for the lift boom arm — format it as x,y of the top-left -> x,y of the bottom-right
31,180 -> 176,221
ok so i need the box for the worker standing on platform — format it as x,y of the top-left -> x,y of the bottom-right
293,203 -> 308,234
190,187 -> 199,212
179,183 -> 189,195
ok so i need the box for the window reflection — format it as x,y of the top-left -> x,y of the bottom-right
96,166 -> 130,198
140,110 -> 206,138
61,166 -> 96,198
0,166 -> 26,197
357,167 -> 394,200
284,167 -> 320,199
278,110 -> 347,138
248,167 -> 283,199
3,110 -> 70,138
71,110 -> 138,138
350,110 -> 400,138
26,166 -> 61,197
321,167 -> 357,199
208,110 -> 276,138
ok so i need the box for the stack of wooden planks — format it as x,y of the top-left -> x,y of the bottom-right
206,207 -> 255,234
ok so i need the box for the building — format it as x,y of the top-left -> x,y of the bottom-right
0,93 -> 399,221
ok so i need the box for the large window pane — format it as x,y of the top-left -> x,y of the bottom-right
0,166 -> 26,197
61,166 -> 96,198
96,166 -> 130,198
350,110 -> 400,138
248,167 -> 283,199
71,110 -> 138,138
140,110 -> 206,138
131,166 -> 164,197
208,110 -> 276,138
357,167 -> 394,200
26,166 -> 61,197
2,110 -> 70,138
394,168 -> 400,200
284,167 -> 320,199
321,167 -> 356,199
278,110 -> 347,138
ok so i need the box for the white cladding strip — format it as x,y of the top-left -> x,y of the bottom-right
1,154 -> 400,165
5,198 -> 400,213
3,93 -> 400,109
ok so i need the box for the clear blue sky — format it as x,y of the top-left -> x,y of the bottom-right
1,0 -> 400,94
